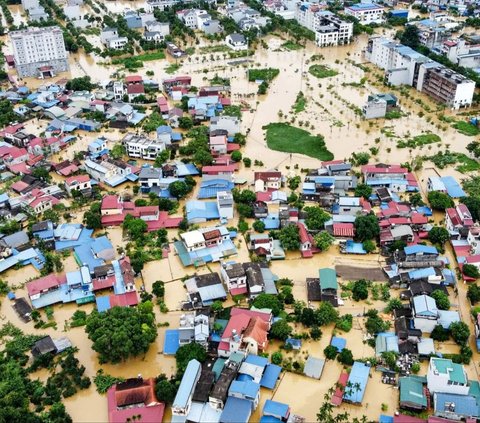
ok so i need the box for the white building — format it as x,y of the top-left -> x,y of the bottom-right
365,36 -> 475,109
217,191 -> 234,220
427,357 -> 469,396
64,175 -> 91,195
225,33 -> 248,51
315,12 -> 353,47
10,26 -> 69,78
344,2 -> 384,24
122,133 -> 166,160
210,115 -> 241,135
100,28 -> 128,50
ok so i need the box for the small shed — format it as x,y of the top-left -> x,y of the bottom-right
260,364 -> 282,389
304,356 -> 325,379
31,336 -> 57,357
285,338 -> 301,350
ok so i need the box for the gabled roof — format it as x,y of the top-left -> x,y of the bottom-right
319,268 -> 337,290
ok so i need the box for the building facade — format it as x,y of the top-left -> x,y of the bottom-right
10,27 -> 69,78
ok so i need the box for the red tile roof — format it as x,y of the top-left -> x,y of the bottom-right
254,171 -> 282,181
297,222 -> 310,244
127,84 -> 145,95
27,274 -> 66,296
331,372 -> 348,406
231,307 -> 271,323
333,223 -> 355,237
361,164 -> 407,174
102,195 -> 121,210
11,180 -> 29,192
202,164 -> 236,173
125,75 -> 143,83
222,313 -> 250,339
92,275 -> 116,291
109,291 -> 139,307
446,207 -> 461,226
243,316 -> 269,348
65,174 -> 90,185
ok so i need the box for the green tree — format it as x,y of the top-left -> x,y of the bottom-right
449,321 -> 470,346
310,325 -> 322,340
252,220 -> 265,233
152,281 -> 165,298
271,351 -> 283,365
431,325 -> 450,342
304,207 -> 331,230
66,76 -> 95,91
428,226 -> 450,246
467,283 -> 480,304
238,219 -> 249,233
365,309 -> 389,335
175,343 -> 207,376
154,149 -> 170,167
211,300 -> 224,314
337,348 -> 354,366
0,99 -> 17,128
400,24 -> 419,48
381,351 -> 398,370
431,290 -> 450,310
43,209 -> 60,224
154,378 -> 177,404
314,231 -> 334,252
169,181 -> 190,199
362,239 -> 376,253
143,111 -> 166,132
230,150 -> 242,162
314,301 -> 339,326
354,184 -> 372,199
351,279 -> 369,301
243,157 -> 252,167
428,191 -> 454,211
287,176 -> 301,191
323,345 -> 338,360
463,264 -> 480,279
31,167 -> 52,182
269,319 -> 292,341
385,298 -> 403,313
123,215 -> 148,239
354,213 -> 379,242
193,149 -> 213,166
278,224 -> 300,250
85,302 -> 158,364
409,193 -> 425,207
110,144 -> 126,160
253,293 -> 283,316
83,202 -> 102,230
178,116 -> 193,129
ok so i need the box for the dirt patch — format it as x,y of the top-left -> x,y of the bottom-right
335,265 -> 387,281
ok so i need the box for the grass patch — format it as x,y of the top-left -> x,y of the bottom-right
424,151 -> 480,173
308,64 -> 338,79
456,154 -> 480,173
397,133 -> 441,148
248,68 -> 280,82
292,91 -> 306,113
111,51 -> 166,69
165,63 -> 181,74
263,122 -> 333,160
281,41 -> 303,50
385,110 -> 403,119
452,121 -> 480,136
199,45 -> 230,53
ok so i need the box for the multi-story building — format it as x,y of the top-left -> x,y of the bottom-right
10,26 -> 69,78
344,2 -> 384,24
427,357 -> 469,396
365,37 -> 475,109
122,133 -> 166,160
217,190 -> 234,220
315,11 -> 353,47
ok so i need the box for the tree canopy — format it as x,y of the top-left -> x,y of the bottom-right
449,321 -> 470,346
431,289 -> 450,310
66,76 -> 95,91
304,206 -> 331,230
85,302 -> 157,364
351,279 -> 369,302
269,319 -> 292,341
278,224 -> 300,251
123,215 -> 148,239
175,342 -> 207,376
354,213 -> 380,242
463,264 -> 480,279
428,226 -> 450,246
314,231 -> 334,252
399,24 -> 419,49
252,293 -> 284,316
428,191 -> 454,210
354,183 -> 372,199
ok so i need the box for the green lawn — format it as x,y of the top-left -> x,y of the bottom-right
248,68 -> 280,82
281,41 -> 303,50
452,121 -> 480,136
263,123 -> 333,160
308,65 -> 338,79
397,133 -> 441,148
293,92 -> 306,113
455,154 -> 480,173
165,63 -> 181,74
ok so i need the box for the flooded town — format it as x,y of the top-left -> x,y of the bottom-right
1,0 -> 480,422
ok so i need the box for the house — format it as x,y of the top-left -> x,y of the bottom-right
412,294 -> 439,333
210,115 -> 240,135
221,396 -> 252,423
216,191 -> 234,221
221,262 -> 248,296
107,377 -> 165,423
433,392 -> 480,420
362,164 -> 417,192
31,335 -> 57,357
178,312 -> 209,347
172,359 -> 202,416
100,27 -> 128,50
210,359 -> 241,409
297,222 -> 314,258
319,268 -> 338,306
343,362 -> 370,404
427,357 -> 469,395
254,171 -> 282,192
228,379 -> 260,409
122,132 -> 166,160
249,234 -> 285,260
225,33 -> 248,51
210,134 -> 228,156
218,308 -> 272,357
138,167 -> 162,190
363,93 -> 398,119
64,174 -> 91,195
125,75 -> 145,102
399,376 -> 428,411
344,3 -> 385,24
262,400 -> 290,421
184,272 -> 227,307
445,204 -> 474,239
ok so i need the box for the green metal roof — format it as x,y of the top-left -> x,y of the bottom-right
319,268 -> 338,291
399,377 -> 427,407
212,358 -> 226,381
432,358 -> 467,384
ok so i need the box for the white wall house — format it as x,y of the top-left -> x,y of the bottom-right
225,33 -> 248,51
122,133 -> 166,160
427,357 -> 469,396
344,3 -> 384,24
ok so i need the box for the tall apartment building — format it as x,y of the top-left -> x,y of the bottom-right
295,4 -> 352,47
344,2 -> 384,24
365,37 -> 475,109
10,26 -> 69,78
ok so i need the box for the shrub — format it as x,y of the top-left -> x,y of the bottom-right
431,325 -> 450,342
352,279 -> 369,301
337,348 -> 354,365
324,345 -> 339,360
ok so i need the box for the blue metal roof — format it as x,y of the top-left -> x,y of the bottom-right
434,393 -> 479,417
408,267 -> 436,280
404,245 -> 438,255
331,336 -> 346,352
173,359 -> 201,409
441,176 -> 466,198
228,380 -> 259,399
186,201 -> 220,223
220,397 -> 252,423
438,310 -> 460,329
163,329 -> 180,355
379,415 -> 394,423
263,400 -> 289,419
343,362 -> 370,403
260,364 -> 282,389
244,354 -> 269,367
260,416 -> 282,423
90,236 -> 113,254
96,295 -> 111,312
